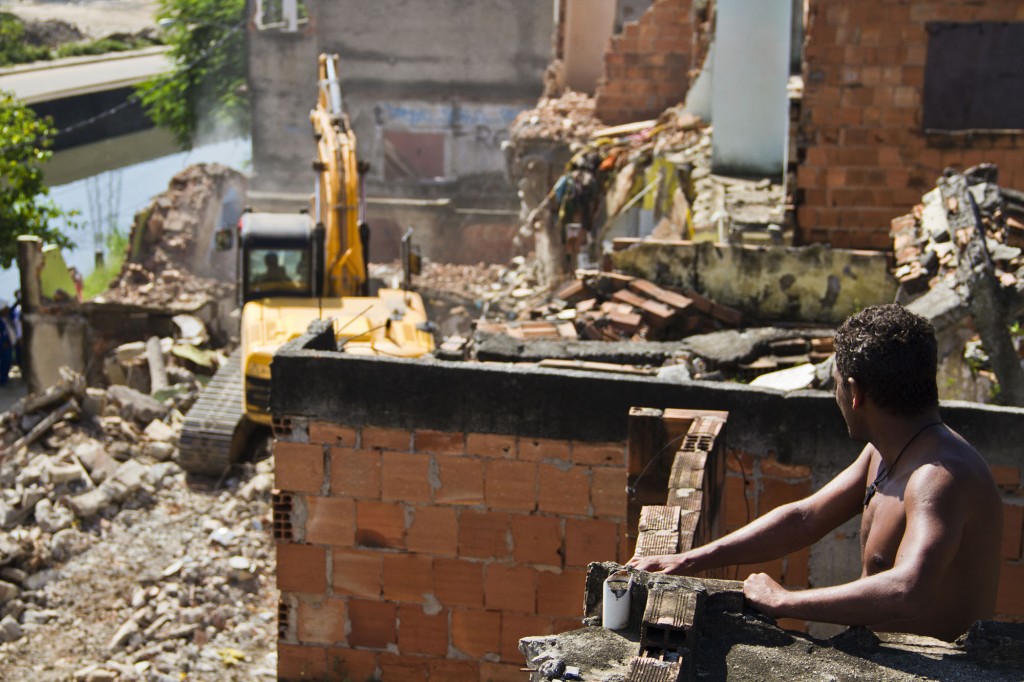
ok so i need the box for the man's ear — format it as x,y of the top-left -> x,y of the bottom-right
847,376 -> 865,408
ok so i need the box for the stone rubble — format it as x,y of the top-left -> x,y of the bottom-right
0,351 -> 276,679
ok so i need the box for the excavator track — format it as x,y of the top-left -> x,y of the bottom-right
178,349 -> 253,476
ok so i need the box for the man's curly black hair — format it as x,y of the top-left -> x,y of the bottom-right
833,304 -> 938,416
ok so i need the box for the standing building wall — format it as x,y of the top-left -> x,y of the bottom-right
797,0 -> 1024,249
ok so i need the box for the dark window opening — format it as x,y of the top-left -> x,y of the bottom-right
923,22 -> 1024,132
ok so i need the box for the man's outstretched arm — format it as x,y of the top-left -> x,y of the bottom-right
743,463 -> 965,628
628,446 -> 870,575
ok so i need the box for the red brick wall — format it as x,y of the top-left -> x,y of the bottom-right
720,450 -> 1024,629
797,0 -> 1024,250
594,0 -> 696,125
274,422 -> 628,681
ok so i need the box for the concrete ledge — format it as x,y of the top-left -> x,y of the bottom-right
272,329 -> 1024,468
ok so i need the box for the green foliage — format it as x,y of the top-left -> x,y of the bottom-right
0,12 -> 51,65
135,0 -> 248,149
54,35 -> 160,59
81,227 -> 129,299
0,90 -> 78,268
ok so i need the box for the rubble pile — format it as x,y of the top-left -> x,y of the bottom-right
509,90 -> 604,143
890,164 -> 1024,297
0,361 -> 275,679
97,164 -> 242,311
513,270 -> 744,342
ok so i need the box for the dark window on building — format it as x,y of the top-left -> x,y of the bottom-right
923,22 -> 1024,132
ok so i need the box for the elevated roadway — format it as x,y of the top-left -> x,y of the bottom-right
0,47 -> 173,148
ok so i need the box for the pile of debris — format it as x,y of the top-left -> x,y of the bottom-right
891,164 -> 1024,297
509,89 -> 604,143
97,164 -> 243,311
0,362 -> 275,678
501,271 -> 743,342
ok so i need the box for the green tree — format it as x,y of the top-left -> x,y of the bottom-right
0,90 -> 77,268
136,0 -> 247,149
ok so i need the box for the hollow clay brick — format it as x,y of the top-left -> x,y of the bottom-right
381,451 -> 432,503
519,437 -> 571,462
466,432 -> 516,458
327,647 -> 378,681
538,464 -> 591,516
330,447 -> 381,499
331,549 -> 382,598
484,563 -> 536,613
510,514 -> 563,567
565,518 -> 620,567
382,553 -> 433,603
429,658 -> 480,682
278,643 -> 327,680
414,429 -> 465,455
435,455 -> 485,505
308,421 -> 357,448
572,441 -> 626,467
433,557 -> 484,608
362,426 -> 412,451
296,597 -> 347,644
451,608 -> 501,658
459,510 -> 510,560
277,543 -> 327,594
347,599 -> 397,649
398,603 -> 449,656
591,466 -> 628,519
355,500 -> 405,549
407,506 -> 458,556
535,569 -> 586,618
484,460 -> 537,511
378,652 -> 429,681
304,496 -> 355,547
275,442 -> 324,494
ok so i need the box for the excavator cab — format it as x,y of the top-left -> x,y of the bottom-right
237,213 -> 322,306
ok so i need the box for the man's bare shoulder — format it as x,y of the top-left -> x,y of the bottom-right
905,430 -> 997,509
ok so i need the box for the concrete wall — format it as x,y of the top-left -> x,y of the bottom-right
610,239 -> 898,325
270,326 -> 1024,673
796,0 -> 1024,250
247,0 -> 550,220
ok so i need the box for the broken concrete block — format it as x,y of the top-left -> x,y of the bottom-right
33,499 -> 75,534
0,580 -> 20,605
143,419 -> 176,444
108,617 -> 139,650
24,568 -> 59,591
81,388 -> 109,419
0,614 -> 23,642
73,440 -> 117,483
107,385 -> 169,424
102,460 -> 148,502
66,488 -> 114,518
50,528 -> 94,562
0,567 -> 26,585
45,460 -> 86,486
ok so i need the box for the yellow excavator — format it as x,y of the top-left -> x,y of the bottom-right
179,54 -> 435,475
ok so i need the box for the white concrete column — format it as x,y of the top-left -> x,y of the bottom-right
711,0 -> 792,177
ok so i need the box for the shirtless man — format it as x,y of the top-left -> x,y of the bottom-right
629,304 -> 1002,641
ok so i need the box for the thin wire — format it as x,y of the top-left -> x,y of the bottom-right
625,432 -> 688,500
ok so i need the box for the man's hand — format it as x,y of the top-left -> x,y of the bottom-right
626,553 -> 692,575
743,572 -> 788,618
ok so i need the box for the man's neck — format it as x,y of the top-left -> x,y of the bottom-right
868,411 -> 943,468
